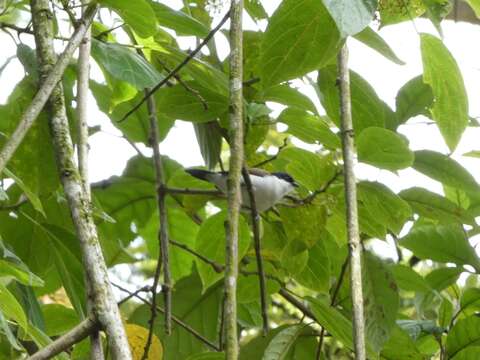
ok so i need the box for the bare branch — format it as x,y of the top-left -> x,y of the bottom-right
28,316 -> 99,360
0,3 -> 97,175
30,0 -> 131,357
224,0 -> 244,357
338,44 -> 366,360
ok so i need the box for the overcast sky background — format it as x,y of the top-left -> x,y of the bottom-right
1,1 -> 480,263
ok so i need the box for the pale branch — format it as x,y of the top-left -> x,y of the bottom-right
241,167 -> 269,335
112,282 -> 222,352
30,0 -> 131,358
28,316 -> 99,360
0,3 -> 97,175
224,0 -> 244,357
75,2 -> 103,357
118,10 -> 230,123
142,92 -> 172,359
338,44 -> 366,360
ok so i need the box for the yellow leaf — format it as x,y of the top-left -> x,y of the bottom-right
125,323 -> 163,360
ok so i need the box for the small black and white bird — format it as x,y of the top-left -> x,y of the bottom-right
186,168 -> 298,212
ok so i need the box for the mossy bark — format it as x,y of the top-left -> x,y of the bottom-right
30,1 -> 132,358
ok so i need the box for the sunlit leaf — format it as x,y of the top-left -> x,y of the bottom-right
323,0 -> 378,36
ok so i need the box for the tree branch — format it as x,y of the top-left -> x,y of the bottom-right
75,1 -> 103,357
338,44 -> 366,360
118,10 -> 231,123
0,3 -> 97,176
112,282 -> 221,352
142,91 -> 172,359
242,167 -> 269,335
30,0 -> 131,358
224,1 -> 244,357
28,316 -> 99,360
278,288 -> 317,321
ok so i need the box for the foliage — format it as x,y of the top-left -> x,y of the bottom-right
0,0 -> 479,359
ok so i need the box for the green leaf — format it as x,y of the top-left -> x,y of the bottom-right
400,187 -> 475,225
363,252 -> 399,351
452,347 -> 480,360
309,297 -> 376,358
186,353 -> 224,360
0,77 -> 59,195
322,0 -> 378,36
425,267 -> 462,291
357,127 -> 414,170
155,82 -> 228,123
90,81 -> 174,144
3,168 -> 45,217
318,66 -> 394,133
279,201 -> 327,248
353,26 -> 405,65
358,181 -> 412,235
260,85 -> 317,114
151,2 -> 209,37
262,325 -> 305,360
395,75 -> 433,126
281,240 -> 309,275
438,297 -> 453,329
463,150 -> 480,159
465,0 -> 480,18
42,304 -> 79,336
245,0 -> 268,21
294,240 -> 330,292
421,33 -> 468,151
379,0 -> 426,26
195,211 -> 251,290
280,147 -> 336,192
0,260 -> 43,287
0,283 -> 27,332
460,288 -> 480,315
400,224 -> 480,270
91,39 -> 163,90
260,0 -> 341,87
413,150 -> 480,193
98,0 -> 157,38
446,316 -> 480,358
129,271 -> 222,360
194,122 -> 223,170
391,264 -> 431,292
381,325 -> 425,360
0,311 -> 22,350
278,108 -> 340,149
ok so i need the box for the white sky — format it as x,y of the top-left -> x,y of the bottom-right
1,2 -> 480,263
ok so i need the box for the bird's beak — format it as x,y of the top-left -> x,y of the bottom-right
292,181 -> 299,188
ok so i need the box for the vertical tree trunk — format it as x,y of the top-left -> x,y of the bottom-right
338,44 -> 366,360
75,1 -> 104,358
225,1 -> 244,358
30,1 -> 132,358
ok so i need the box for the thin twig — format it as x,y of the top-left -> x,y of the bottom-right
118,10 -> 231,123
112,282 -> 221,352
253,137 -> 289,168
278,288 -> 317,321
118,285 -> 151,306
0,3 -> 97,175
142,91 -> 172,357
283,171 -> 341,206
338,44 -> 366,360
170,239 -> 224,273
242,167 -> 269,335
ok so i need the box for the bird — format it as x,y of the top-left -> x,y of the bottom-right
185,168 -> 298,212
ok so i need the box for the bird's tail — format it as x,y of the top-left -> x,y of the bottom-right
185,168 -> 216,182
